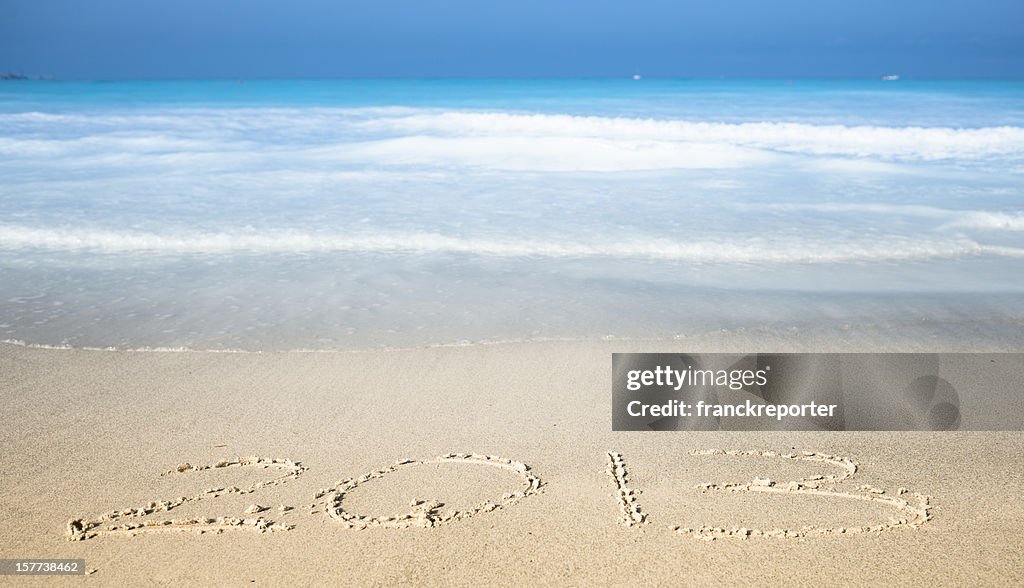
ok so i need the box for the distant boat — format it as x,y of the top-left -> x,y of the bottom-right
881,74 -> 900,81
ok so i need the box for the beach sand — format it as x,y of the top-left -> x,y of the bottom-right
1,337 -> 1022,585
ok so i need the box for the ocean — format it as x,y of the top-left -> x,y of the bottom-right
1,79 -> 1022,350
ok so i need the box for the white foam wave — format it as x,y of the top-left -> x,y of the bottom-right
943,211 -> 1024,231
0,127 -> 774,172
3,108 -> 1022,163
0,226 -> 1020,263
358,112 -> 1024,160
757,203 -> 1024,232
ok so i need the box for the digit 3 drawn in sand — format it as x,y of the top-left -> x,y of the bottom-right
681,450 -> 931,540
608,450 -> 932,541
66,457 -> 306,541
320,454 -> 542,529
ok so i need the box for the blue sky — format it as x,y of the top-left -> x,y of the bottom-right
1,0 -> 1022,79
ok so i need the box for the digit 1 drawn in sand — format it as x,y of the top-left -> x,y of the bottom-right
66,456 -> 306,541
606,450 -> 932,541
321,454 -> 542,529
605,452 -> 646,527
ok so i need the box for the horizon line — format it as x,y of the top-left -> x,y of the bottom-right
4,74 -> 1024,83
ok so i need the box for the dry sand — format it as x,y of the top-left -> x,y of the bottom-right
1,337 -> 1022,586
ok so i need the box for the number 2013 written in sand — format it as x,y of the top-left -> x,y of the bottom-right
67,450 -> 932,543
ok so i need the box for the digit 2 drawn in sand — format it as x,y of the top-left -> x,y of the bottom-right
319,454 -> 543,529
66,456 -> 306,541
606,450 -> 932,540
65,453 -> 541,540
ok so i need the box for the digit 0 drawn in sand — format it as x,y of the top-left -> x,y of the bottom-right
606,452 -> 647,527
607,450 -> 932,541
66,456 -> 306,541
321,454 -> 542,529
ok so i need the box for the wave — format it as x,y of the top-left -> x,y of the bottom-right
943,211 -> 1024,231
0,226 -> 1021,263
358,111 -> 1024,160
752,203 -> 1024,232
3,108 -> 1022,163
0,126 -> 776,172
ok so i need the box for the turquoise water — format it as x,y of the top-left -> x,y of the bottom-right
1,79 -> 1022,349
4,79 -> 1024,125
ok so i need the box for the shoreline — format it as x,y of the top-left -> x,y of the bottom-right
4,315 -> 1024,355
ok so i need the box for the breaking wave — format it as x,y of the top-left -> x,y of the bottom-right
1,226 -> 1021,263
2,108 -> 1022,164
359,111 -> 1024,160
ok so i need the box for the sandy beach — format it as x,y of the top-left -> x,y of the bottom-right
1,337 -> 1022,586
4,1 -> 1024,585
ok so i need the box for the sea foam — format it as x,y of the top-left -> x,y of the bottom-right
358,111 -> 1024,161
3,108 -> 1023,168
1,81 -> 1022,350
0,225 -> 1021,263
